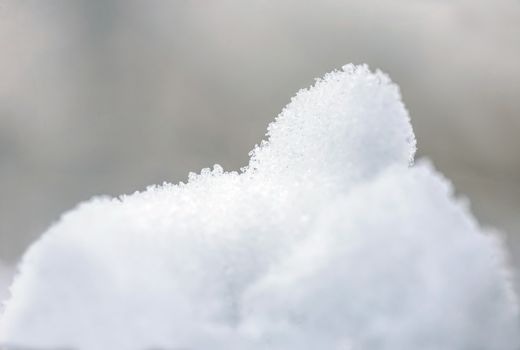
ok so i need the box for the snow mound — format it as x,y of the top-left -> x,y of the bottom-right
0,64 -> 518,350
248,65 -> 416,184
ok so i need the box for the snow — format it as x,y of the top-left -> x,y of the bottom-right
0,64 -> 518,349
0,262 -> 14,316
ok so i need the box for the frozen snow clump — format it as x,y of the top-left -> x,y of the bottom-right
0,64 -> 518,350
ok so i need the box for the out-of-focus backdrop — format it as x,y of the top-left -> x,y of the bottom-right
0,0 -> 519,284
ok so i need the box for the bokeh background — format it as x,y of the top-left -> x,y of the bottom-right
0,0 -> 519,290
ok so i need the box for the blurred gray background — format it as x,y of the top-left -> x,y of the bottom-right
0,0 -> 519,283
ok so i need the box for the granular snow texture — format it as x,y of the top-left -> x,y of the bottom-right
0,64 -> 518,350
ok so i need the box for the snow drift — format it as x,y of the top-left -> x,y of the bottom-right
0,64 -> 518,349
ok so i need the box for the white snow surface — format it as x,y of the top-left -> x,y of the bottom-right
0,64 -> 518,349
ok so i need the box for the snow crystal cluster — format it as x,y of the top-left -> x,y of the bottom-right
0,65 -> 518,350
